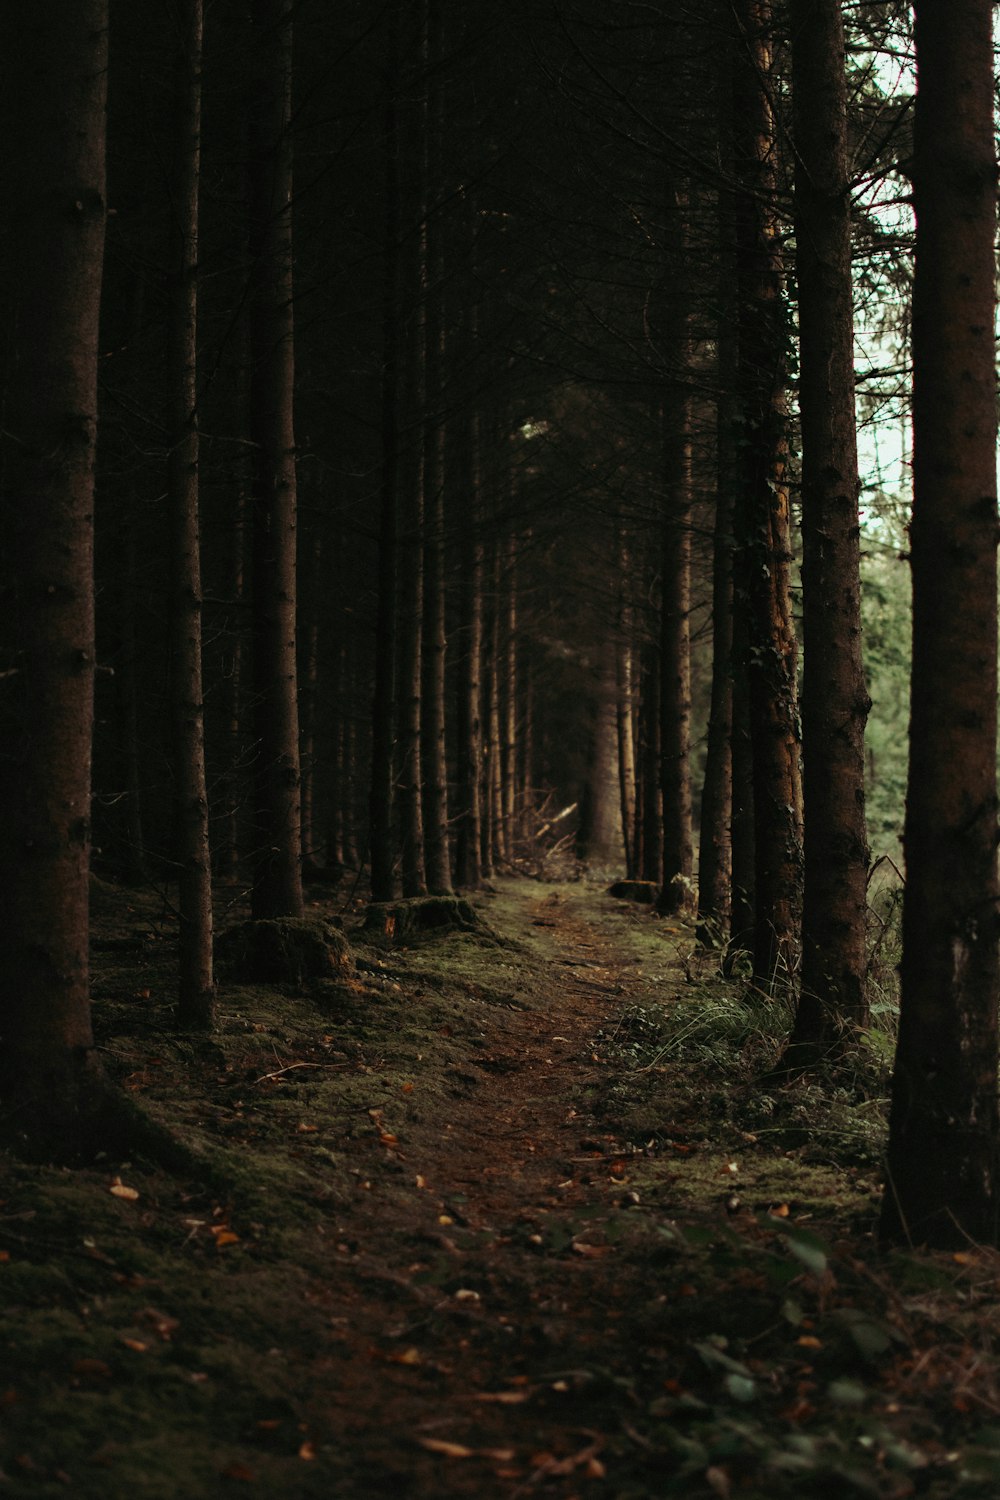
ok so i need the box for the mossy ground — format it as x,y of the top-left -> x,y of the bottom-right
3,877 -> 1000,1496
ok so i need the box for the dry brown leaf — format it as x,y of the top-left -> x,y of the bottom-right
298,1441 -> 317,1461
296,1123 -> 318,1134
379,1132 -> 399,1147
109,1178 -> 139,1201
0,1251 -> 10,1263
119,1338 -> 148,1354
389,1347 -> 422,1366
212,1229 -> 240,1249
571,1240 -> 611,1258
418,1438 -> 474,1459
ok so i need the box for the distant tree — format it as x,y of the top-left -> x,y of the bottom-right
880,0 -> 999,1248
0,1 -> 108,1138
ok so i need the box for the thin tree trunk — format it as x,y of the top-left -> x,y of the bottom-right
0,0 -> 108,1133
454,412 -> 484,890
657,386 -> 694,916
696,341 -> 735,944
501,531 -> 519,859
881,0 -> 999,1248
615,531 -> 638,878
419,0 -> 452,896
369,0 -> 401,902
168,0 -> 214,1030
640,644 -> 663,885
786,0 -> 870,1061
398,452 -> 427,896
299,529 -> 322,875
733,0 -> 803,990
248,0 -> 303,920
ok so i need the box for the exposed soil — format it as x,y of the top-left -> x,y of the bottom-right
4,877 -> 1000,1497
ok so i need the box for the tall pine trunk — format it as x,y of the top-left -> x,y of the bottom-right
0,0 -> 108,1134
697,332 -> 736,943
168,0 -> 214,1029
786,0 -> 870,1061
248,0 -> 304,920
733,0 -> 803,990
657,388 -> 694,915
369,0 -> 401,902
881,0 -> 1000,1248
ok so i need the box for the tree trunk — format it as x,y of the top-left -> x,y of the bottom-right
657,391 -> 694,916
0,0 -> 108,1135
732,0 -> 803,991
167,0 -> 215,1030
419,0 -> 452,896
501,531 -> 519,857
615,532 -> 638,879
640,644 -> 663,885
696,334 -> 736,944
369,0 -> 401,902
880,0 -> 1000,1248
248,0 -> 304,920
786,0 -> 870,1061
454,413 -> 484,890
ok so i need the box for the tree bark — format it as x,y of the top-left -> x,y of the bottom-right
248,0 -> 304,920
0,0 -> 108,1134
167,0 -> 215,1029
786,0 -> 870,1061
880,0 -> 1000,1248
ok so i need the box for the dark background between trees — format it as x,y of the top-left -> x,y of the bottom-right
1,0 -> 998,1249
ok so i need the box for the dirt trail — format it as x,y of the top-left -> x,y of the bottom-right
309,884 -> 662,1496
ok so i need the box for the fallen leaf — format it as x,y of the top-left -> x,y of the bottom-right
109,1178 -> 139,1202
797,1336 -> 823,1349
572,1241 -> 611,1258
389,1348 -> 422,1366
401,1083 -> 415,1095
418,1439 -> 474,1459
119,1338 -> 148,1354
415,1174 -> 427,1189
212,1229 -> 240,1249
296,1123 -> 318,1134
298,1441 -> 317,1461
771,1203 -> 791,1218
0,1251 -> 9,1263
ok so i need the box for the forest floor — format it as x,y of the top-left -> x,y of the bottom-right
4,875 -> 1000,1497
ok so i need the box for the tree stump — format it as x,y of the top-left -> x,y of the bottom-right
606,880 -> 659,904
216,917 -> 353,986
363,896 -> 481,944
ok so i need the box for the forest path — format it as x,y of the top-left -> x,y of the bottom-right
307,879 -> 677,1497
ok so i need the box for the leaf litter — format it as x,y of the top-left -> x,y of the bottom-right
1,875 -> 999,1495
